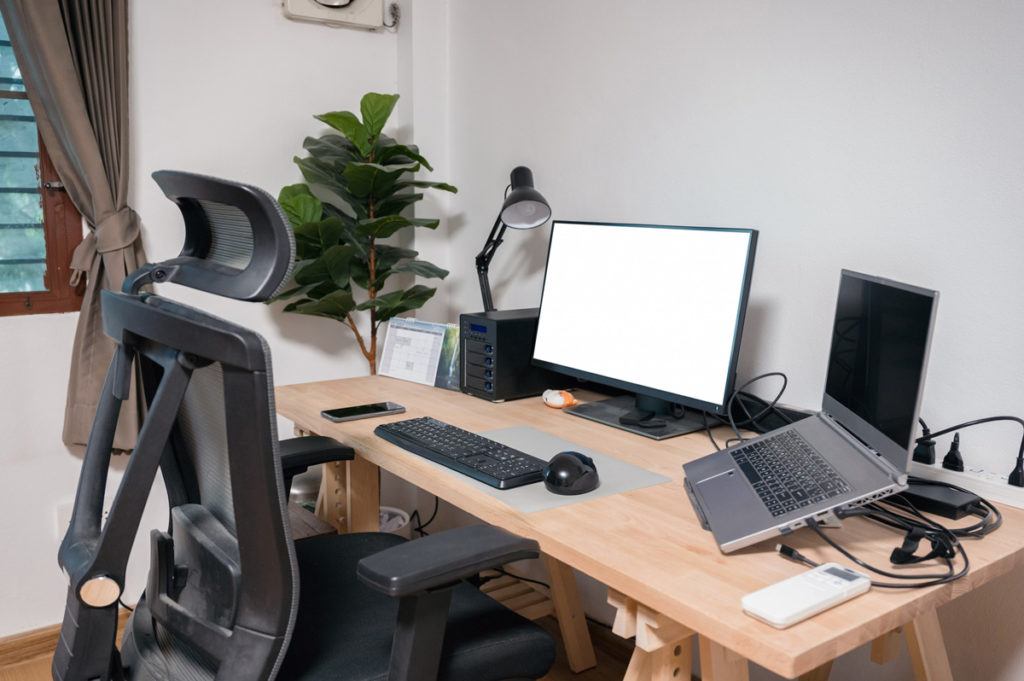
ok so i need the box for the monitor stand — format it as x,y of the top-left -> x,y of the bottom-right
564,394 -> 707,440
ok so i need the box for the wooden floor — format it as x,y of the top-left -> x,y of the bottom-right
1,617 -> 639,681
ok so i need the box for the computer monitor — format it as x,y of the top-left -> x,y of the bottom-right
532,220 -> 758,439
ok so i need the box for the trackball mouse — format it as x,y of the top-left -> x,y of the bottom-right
543,451 -> 600,495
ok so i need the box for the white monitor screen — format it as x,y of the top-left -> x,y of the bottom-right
533,221 -> 757,417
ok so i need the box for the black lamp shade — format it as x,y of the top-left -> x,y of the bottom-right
500,167 -> 551,229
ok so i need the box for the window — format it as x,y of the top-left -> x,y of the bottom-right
0,14 -> 83,316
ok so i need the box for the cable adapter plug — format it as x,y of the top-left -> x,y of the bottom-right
1008,460 -> 1024,488
913,427 -> 936,465
942,433 -> 964,472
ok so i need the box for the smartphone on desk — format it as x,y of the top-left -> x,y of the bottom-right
321,402 -> 405,423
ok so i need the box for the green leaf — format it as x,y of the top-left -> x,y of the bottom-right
321,244 -> 357,288
361,93 -> 399,140
294,155 -> 342,189
343,162 -> 418,200
356,285 -> 437,322
408,217 -> 440,230
375,143 -> 433,171
279,183 -> 315,203
315,110 -> 371,157
395,180 -> 458,194
294,156 -> 368,221
293,289 -> 358,322
351,259 -> 372,291
357,214 -> 414,239
392,260 -> 449,280
304,134 -> 361,165
294,258 -> 331,286
293,217 -> 345,257
374,244 -> 418,270
278,187 -> 323,227
374,192 -> 423,217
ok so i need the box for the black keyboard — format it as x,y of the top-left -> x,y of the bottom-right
731,430 -> 851,517
374,417 -> 546,490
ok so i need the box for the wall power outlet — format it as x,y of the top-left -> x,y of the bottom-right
909,461 -> 1024,510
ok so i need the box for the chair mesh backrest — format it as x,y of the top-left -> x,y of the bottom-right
116,294 -> 298,681
148,171 -> 296,302
176,362 -> 236,536
196,199 -> 257,271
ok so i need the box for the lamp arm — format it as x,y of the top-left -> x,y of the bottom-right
474,215 -> 507,312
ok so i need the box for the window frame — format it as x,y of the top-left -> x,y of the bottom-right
0,98 -> 84,317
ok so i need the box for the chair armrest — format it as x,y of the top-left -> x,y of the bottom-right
279,436 -> 354,494
356,525 -> 539,597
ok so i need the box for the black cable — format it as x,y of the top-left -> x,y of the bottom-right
725,372 -> 790,443
914,415 -> 1024,484
799,517 -> 969,589
409,495 -> 440,536
703,411 -> 722,451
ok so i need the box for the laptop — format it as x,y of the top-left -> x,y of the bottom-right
683,270 -> 938,553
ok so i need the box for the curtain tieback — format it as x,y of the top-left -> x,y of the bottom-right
69,207 -> 142,286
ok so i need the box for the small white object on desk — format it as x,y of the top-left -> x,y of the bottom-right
741,562 -> 870,628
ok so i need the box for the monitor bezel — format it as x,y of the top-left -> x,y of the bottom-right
531,220 -> 759,416
821,269 -> 939,473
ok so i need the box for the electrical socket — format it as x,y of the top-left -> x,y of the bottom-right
909,460 -> 1024,510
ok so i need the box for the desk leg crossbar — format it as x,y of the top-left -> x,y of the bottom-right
608,589 -> 696,681
608,587 -> 954,681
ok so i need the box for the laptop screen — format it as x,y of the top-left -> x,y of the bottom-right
824,272 -> 937,451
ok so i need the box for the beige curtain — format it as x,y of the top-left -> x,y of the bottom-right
0,0 -> 145,453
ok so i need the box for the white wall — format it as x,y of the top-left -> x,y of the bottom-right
0,0 -> 398,637
5,2 -> 1024,678
427,2 -> 1024,679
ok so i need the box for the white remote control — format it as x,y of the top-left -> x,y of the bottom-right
741,563 -> 871,628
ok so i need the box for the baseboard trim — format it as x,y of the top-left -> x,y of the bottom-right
0,610 -> 131,668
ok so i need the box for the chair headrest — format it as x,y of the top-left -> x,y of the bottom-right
125,171 -> 295,302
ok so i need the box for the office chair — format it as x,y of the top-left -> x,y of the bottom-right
53,170 -> 557,681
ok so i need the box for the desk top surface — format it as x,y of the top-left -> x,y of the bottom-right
276,376 -> 1024,678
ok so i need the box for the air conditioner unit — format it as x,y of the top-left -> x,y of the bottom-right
282,0 -> 384,31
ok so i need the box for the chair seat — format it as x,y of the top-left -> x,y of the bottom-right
278,532 -> 557,681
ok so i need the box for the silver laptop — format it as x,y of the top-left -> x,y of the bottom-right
684,270 -> 938,553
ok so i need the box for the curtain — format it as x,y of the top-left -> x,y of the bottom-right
0,0 -> 145,454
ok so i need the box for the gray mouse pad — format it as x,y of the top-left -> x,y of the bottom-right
434,426 -> 671,513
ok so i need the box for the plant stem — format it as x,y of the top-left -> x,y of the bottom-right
367,178 -> 377,374
345,313 -> 374,373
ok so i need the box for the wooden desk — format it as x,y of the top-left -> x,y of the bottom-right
276,376 -> 1024,680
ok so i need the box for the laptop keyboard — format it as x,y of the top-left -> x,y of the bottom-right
731,430 -> 851,517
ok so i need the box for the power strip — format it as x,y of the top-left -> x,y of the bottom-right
909,461 -> 1024,510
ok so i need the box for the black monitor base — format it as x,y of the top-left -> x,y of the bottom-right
564,395 -> 707,440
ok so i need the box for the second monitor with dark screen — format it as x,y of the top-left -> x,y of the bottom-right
531,221 -> 758,440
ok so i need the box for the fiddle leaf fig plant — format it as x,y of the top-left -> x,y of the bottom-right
271,93 -> 456,373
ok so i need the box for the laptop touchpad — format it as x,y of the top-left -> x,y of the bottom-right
697,469 -> 767,534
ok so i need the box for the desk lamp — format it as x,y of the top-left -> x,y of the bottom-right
474,166 -> 551,312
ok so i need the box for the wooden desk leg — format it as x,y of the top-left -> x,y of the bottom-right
797,660 -> 833,681
346,455 -> 381,533
318,459 -> 349,532
904,610 -> 954,681
698,636 -> 750,681
870,628 -> 903,666
608,589 -> 695,681
542,554 -> 597,672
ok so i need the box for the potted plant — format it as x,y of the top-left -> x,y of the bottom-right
272,92 -> 456,373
